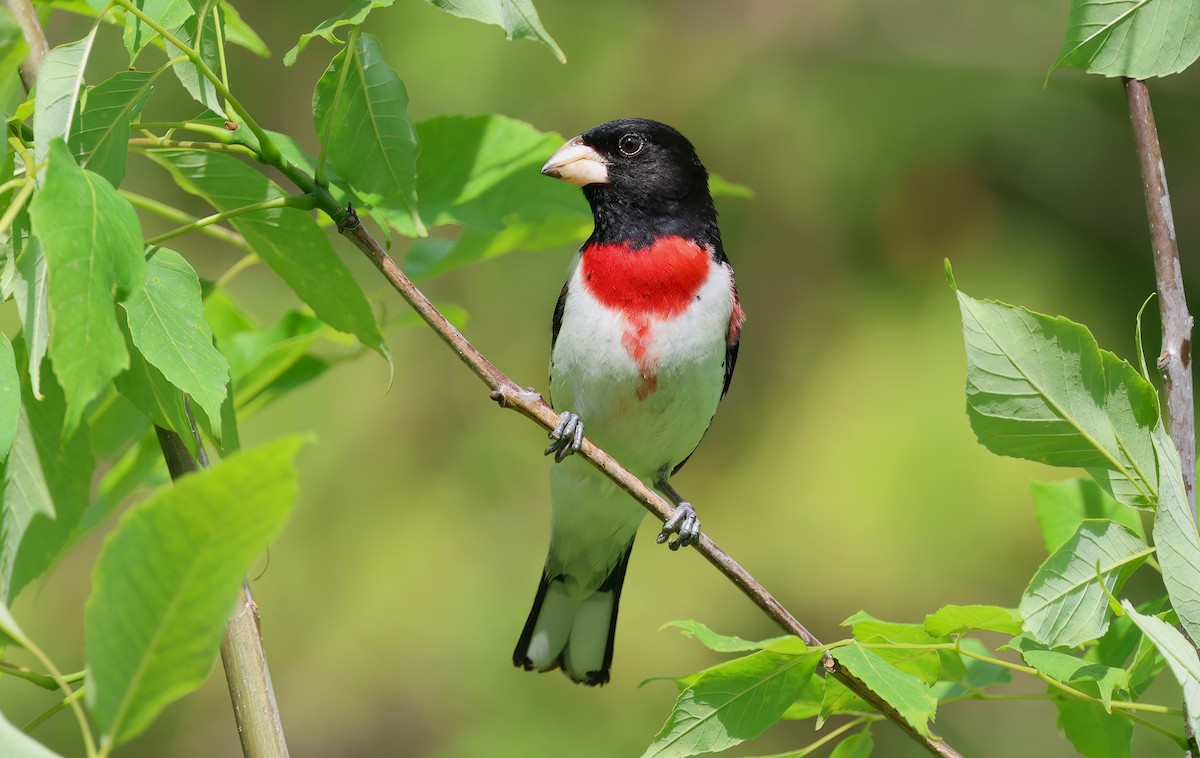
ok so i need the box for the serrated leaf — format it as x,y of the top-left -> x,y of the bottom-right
929,638 -> 1011,701
29,139 -> 146,434
33,30 -> 98,167
122,249 -> 228,441
0,333 -> 19,461
424,0 -> 565,62
1054,698 -> 1132,758
924,605 -> 1023,637
123,0 -> 195,60
148,149 -> 386,357
8,215 -> 49,397
283,0 -> 394,66
70,69 -> 157,187
642,651 -> 822,758
1008,635 -> 1128,711
1049,0 -> 1200,80
1019,519 -> 1150,648
313,33 -> 423,233
830,644 -> 935,738
2,349 -> 94,602
956,291 -> 1159,510
1031,478 -> 1144,554
0,708 -> 62,758
843,611 -> 942,685
164,1 -> 225,117
85,437 -> 305,744
660,620 -> 792,653
1121,602 -> 1200,741
1149,426 -> 1200,645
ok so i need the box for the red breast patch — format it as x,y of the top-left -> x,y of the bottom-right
581,236 -> 712,400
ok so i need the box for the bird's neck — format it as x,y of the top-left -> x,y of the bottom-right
584,187 -> 721,250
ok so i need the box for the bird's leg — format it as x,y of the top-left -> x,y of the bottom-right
654,475 -> 700,551
544,411 -> 585,462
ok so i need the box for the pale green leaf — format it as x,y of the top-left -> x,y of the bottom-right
424,0 -> 565,62
1149,426 -> 1200,645
641,651 -> 822,758
843,611 -> 942,684
313,33 -> 423,233
1008,635 -> 1128,711
221,3 -> 268,57
33,30 -> 98,167
1031,478 -> 1144,554
29,139 -> 146,434
1019,519 -> 1150,648
113,311 -> 197,457
830,644 -> 936,738
659,620 -> 792,654
85,437 -> 305,744
164,1 -> 225,117
957,291 -> 1159,510
0,333 -> 19,461
829,729 -> 873,758
1050,0 -> 1200,80
924,605 -> 1023,637
283,0 -> 394,66
0,708 -> 62,758
1121,602 -> 1200,742
1054,699 -> 1132,758
70,69 -> 157,187
122,248 -> 229,441
123,0 -> 195,59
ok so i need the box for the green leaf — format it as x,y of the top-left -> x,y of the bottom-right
123,0 -> 195,60
113,311 -> 197,457
659,620 -> 792,654
1049,0 -> 1200,80
1149,426 -> 1200,646
8,215 -> 50,397
818,675 -> 871,727
69,69 -> 157,187
1121,602 -> 1200,741
424,0 -> 565,63
779,672 -> 824,720
956,291 -> 1159,510
0,333 -> 19,461
1019,519 -> 1150,648
149,149 -> 386,357
74,427 -> 167,545
0,8 -> 28,98
122,248 -> 229,441
33,29 -> 98,167
829,728 -> 873,758
2,350 -> 94,602
830,644 -> 936,738
843,611 -> 942,684
709,173 -> 754,200
283,0 -> 394,66
924,605 -> 1023,637
85,437 -> 306,744
1008,635 -> 1129,711
0,708 -> 63,758
313,32 -> 423,233
164,1 -> 226,117
641,651 -> 822,758
29,139 -> 146,434
1031,478 -> 1144,554
1054,698 -> 1132,758
930,638 -> 1011,701
221,3 -> 268,57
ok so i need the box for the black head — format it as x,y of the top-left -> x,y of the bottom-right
541,118 -> 718,247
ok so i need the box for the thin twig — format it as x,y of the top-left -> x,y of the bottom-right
2,0 -> 48,90
1124,76 -> 1198,757
335,209 -> 964,757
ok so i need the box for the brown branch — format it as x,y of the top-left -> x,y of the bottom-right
1124,77 -> 1199,757
2,0 -> 47,91
337,210 -> 963,757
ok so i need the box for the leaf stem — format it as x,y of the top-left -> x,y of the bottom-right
129,136 -> 256,157
144,195 -> 313,246
22,683 -> 86,734
789,716 -> 871,757
120,189 -> 253,252
0,660 -> 58,689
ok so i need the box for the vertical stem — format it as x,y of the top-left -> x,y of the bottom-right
1124,77 -> 1198,757
155,424 -> 290,758
2,0 -> 47,90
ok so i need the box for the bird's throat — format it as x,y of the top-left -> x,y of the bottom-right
580,235 -> 711,319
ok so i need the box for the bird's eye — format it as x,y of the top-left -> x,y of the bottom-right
618,133 -> 644,156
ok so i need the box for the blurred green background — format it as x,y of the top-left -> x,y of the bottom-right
9,0 -> 1200,755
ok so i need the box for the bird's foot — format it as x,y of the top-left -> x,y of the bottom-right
656,502 -> 700,551
545,411 -> 584,462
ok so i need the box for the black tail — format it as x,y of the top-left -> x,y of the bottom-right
512,546 -> 633,686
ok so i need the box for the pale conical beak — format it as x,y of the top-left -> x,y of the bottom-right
541,137 -> 609,187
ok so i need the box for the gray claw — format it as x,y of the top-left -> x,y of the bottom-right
544,411 -> 584,462
656,503 -> 700,550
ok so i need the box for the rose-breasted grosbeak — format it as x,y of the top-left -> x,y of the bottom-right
513,118 -> 744,686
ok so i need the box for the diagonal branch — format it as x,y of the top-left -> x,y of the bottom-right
336,209 -> 964,758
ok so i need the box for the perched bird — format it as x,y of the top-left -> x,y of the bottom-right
513,118 -> 744,685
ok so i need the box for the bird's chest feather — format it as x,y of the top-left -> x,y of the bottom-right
551,236 -> 733,418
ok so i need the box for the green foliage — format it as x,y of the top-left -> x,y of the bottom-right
422,0 -> 565,63
1031,478 -> 1144,553
313,31 -> 423,233
923,605 -> 1022,637
1050,0 -> 1200,80
0,709 -> 62,757
69,70 -> 157,187
32,30 -> 97,166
